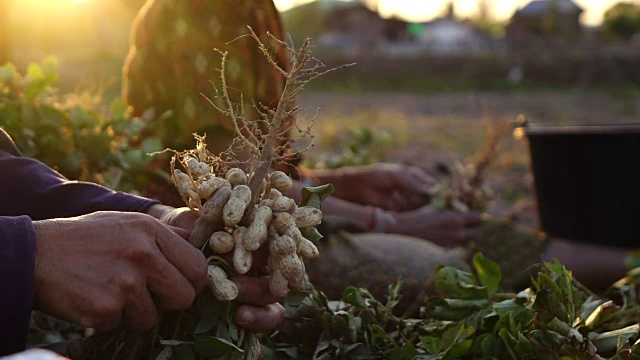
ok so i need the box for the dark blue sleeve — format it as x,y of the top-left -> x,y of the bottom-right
0,216 -> 36,356
0,129 -> 159,219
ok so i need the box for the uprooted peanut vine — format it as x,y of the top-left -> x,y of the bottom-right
85,27 -> 345,360
171,144 -> 322,300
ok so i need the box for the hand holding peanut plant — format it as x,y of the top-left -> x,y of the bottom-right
171,152 -> 322,301
85,27 -> 346,359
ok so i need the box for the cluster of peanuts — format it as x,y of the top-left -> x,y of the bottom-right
172,156 -> 322,302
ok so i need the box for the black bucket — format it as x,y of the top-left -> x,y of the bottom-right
524,123 -> 640,248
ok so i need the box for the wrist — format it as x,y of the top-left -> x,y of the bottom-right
367,207 -> 397,233
146,204 -> 175,221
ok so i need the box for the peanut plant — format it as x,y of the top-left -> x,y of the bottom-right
85,27 -> 349,360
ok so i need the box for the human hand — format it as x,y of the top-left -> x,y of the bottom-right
231,275 -> 286,332
146,204 -> 198,233
32,211 -> 208,331
335,163 -> 436,211
388,207 -> 482,247
148,204 -> 285,332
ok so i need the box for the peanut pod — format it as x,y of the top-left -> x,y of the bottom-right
269,234 -> 296,257
293,206 -> 323,228
207,265 -> 238,301
269,171 -> 293,193
272,196 -> 296,213
173,169 -> 195,197
200,186 -> 232,224
269,268 -> 289,298
209,231 -> 234,254
274,253 -> 304,287
268,188 -> 282,200
223,185 -> 252,227
186,157 -> 211,179
285,227 -> 320,259
232,227 -> 252,274
189,218 -> 219,249
226,168 -> 247,187
243,206 -> 273,251
197,177 -> 230,199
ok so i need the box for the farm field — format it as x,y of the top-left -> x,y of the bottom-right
298,90 -> 640,230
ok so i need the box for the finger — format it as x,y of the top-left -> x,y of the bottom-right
91,316 -> 122,332
464,227 -> 482,243
250,244 -> 270,274
463,213 -> 483,227
81,295 -> 123,332
396,167 -> 435,193
234,303 -> 286,332
232,275 -> 283,306
152,223 -> 209,292
146,252 -> 199,310
400,192 -> 428,211
167,207 -> 199,233
122,282 -> 159,330
387,191 -> 411,211
165,224 -> 190,240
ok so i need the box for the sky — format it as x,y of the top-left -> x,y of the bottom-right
273,0 -> 625,26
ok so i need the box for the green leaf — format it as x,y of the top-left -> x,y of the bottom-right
194,304 -> 218,335
497,328 -> 519,360
141,137 -> 164,154
175,345 -> 196,360
342,287 -> 368,307
194,336 -> 244,357
0,66 -> 13,82
590,324 -> 640,355
472,252 -> 502,294
110,98 -> 130,119
159,340 -> 193,346
274,345 -> 298,358
435,266 -> 489,299
154,346 -> 172,360
420,336 -> 442,354
300,184 -> 335,209
301,227 -> 323,242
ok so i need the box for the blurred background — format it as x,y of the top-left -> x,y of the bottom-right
1,0 -> 640,229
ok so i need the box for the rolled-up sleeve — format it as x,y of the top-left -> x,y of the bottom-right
0,155 -> 158,220
0,216 -> 36,356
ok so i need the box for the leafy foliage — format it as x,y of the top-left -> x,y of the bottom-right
603,2 -> 640,41
261,253 -> 640,360
0,56 -> 161,192
307,126 -> 392,169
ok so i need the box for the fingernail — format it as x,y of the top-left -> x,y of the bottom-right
236,308 -> 255,325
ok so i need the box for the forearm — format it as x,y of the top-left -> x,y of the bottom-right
286,179 -> 396,232
307,167 -> 366,203
287,179 -> 371,226
544,238 -> 629,292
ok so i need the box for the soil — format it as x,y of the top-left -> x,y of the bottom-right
297,90 -> 640,230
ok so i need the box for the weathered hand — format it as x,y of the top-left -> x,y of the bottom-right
146,204 -> 198,234
388,207 -> 482,247
335,163 -> 436,211
231,275 -> 286,332
148,204 -> 286,332
32,211 -> 208,331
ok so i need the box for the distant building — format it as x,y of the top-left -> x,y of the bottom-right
508,0 -> 583,40
414,17 -> 495,56
317,2 -> 410,53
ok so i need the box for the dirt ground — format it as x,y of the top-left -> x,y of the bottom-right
297,90 -> 640,229
299,91 -> 640,125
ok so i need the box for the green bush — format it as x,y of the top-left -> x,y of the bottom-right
0,56 -> 162,192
